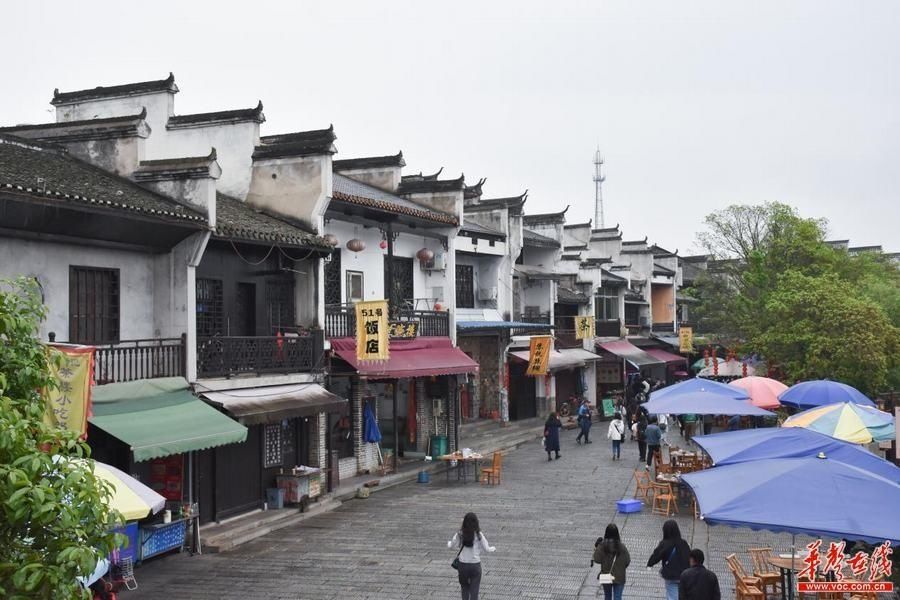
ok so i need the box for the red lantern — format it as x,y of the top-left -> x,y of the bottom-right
434,302 -> 443,311
703,349 -> 710,368
346,238 -> 365,252
742,361 -> 748,378
416,247 -> 434,263
379,239 -> 388,250
323,233 -> 339,247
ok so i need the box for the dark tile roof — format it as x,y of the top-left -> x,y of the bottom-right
581,256 -> 613,267
0,110 -> 149,143
465,191 -> 528,213
254,125 -> 336,159
622,238 -> 648,246
601,269 -> 628,284
464,177 -> 486,200
0,134 -> 206,224
402,167 -> 443,181
592,224 -> 620,233
564,244 -> 588,251
561,254 -> 581,261
215,193 -> 332,250
397,171 -> 465,194
563,221 -> 592,229
522,228 -> 560,248
332,174 -> 457,226
557,286 -> 590,304
653,263 -> 675,276
523,205 -> 569,225
333,152 -> 404,171
52,73 -> 178,105
133,149 -> 219,182
460,220 -> 504,238
167,101 -> 265,128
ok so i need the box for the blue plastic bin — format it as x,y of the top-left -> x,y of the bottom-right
616,498 -> 642,513
266,487 -> 284,510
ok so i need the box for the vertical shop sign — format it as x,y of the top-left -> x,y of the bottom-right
356,300 -> 389,361
526,335 -> 552,376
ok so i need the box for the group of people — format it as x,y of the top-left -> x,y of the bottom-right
449,514 -> 720,600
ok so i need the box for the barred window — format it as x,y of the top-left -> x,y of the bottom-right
69,266 -> 119,344
196,278 -> 224,336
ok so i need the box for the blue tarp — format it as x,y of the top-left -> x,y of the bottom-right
778,380 -> 875,410
681,457 -> 900,544
693,428 -> 900,483
363,402 -> 382,443
650,378 -> 749,401
643,391 -> 773,416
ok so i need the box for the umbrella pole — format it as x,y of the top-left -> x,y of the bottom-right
790,533 -> 796,600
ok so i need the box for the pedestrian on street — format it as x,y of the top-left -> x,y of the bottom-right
448,512 -> 496,600
678,549 -> 720,600
576,399 -> 593,445
607,413 -> 625,460
702,414 -> 714,436
633,412 -> 648,462
592,523 -> 631,600
682,413 -> 698,442
647,519 -> 691,600
644,417 -> 662,468
544,412 -> 562,461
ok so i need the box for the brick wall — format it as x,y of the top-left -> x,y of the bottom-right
457,335 -> 501,417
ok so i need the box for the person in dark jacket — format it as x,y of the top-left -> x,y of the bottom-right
644,418 -> 662,468
679,549 -> 720,600
544,412 -> 562,461
636,413 -> 648,462
592,523 -> 631,600
647,520 -> 691,600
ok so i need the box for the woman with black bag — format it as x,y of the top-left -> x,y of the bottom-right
447,512 -> 496,600
592,523 -> 631,600
647,519 -> 691,600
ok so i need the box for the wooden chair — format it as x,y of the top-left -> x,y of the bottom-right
480,452 -> 502,485
633,469 -> 654,501
734,577 -> 766,600
654,451 -> 674,475
690,493 -> 700,519
725,554 -> 763,595
747,548 -> 782,597
651,482 -> 679,516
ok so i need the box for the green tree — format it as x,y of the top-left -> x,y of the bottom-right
0,278 -> 122,599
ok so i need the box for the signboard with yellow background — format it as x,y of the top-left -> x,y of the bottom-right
679,326 -> 694,353
43,344 -> 94,438
574,316 -> 595,340
525,335 -> 552,376
356,300 -> 390,361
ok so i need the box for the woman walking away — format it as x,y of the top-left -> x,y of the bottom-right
544,412 -> 562,461
607,413 -> 625,460
647,519 -> 691,600
592,523 -> 631,600
448,512 -> 496,600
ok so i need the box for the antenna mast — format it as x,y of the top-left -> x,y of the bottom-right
593,148 -> 606,228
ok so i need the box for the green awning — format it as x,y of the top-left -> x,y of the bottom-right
90,377 -> 247,462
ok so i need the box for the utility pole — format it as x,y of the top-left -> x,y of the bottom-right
593,148 -> 605,228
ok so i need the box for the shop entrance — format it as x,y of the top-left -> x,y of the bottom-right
508,360 -> 537,421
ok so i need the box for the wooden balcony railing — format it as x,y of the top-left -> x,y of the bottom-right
596,319 -> 622,337
325,305 -> 450,339
197,330 -> 324,379
51,336 -> 187,385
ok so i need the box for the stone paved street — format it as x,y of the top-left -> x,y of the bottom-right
130,428 -> 809,599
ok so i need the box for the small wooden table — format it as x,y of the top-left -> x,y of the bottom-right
437,454 -> 483,483
767,555 -> 803,600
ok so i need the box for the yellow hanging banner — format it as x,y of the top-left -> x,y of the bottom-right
574,316 -> 595,340
679,326 -> 694,353
356,300 -> 389,361
525,335 -> 552,376
43,344 -> 94,438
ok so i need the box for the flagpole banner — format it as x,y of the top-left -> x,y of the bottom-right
574,316 -> 595,340
525,335 -> 552,376
43,344 -> 95,438
679,326 -> 694,353
355,300 -> 389,362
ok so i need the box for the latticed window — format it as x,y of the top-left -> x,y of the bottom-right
69,266 -> 119,343
595,285 -> 619,320
196,278 -> 224,336
456,264 -> 475,309
324,250 -> 341,306
266,280 -> 295,332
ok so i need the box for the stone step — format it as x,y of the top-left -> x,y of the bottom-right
203,499 -> 341,553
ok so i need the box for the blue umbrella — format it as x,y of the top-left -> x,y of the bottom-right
693,427 -> 900,482
778,380 -> 875,410
682,456 -> 900,544
643,390 -> 774,416
650,377 -> 750,401
363,402 -> 382,443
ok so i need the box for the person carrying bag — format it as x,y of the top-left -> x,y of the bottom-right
592,523 -> 630,600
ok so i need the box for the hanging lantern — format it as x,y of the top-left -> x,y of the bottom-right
416,247 -> 434,263
742,361 -> 748,378
434,302 -> 443,311
379,239 -> 388,250
703,349 -> 710,368
346,238 -> 365,253
323,233 -> 339,247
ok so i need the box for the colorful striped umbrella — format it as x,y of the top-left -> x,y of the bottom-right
93,460 -> 166,521
783,402 -> 895,444
728,376 -> 787,409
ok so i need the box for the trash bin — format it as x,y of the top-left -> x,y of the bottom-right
266,487 -> 284,510
430,435 -> 448,458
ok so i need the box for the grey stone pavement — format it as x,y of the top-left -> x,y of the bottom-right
129,428 -> 811,599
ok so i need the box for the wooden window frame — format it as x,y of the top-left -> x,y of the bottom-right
346,270 -> 364,304
68,266 -> 120,344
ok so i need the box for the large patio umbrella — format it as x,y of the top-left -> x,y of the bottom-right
783,402 -> 895,444
650,377 -> 750,401
728,376 -> 786,410
53,456 -> 165,521
778,380 -> 875,410
699,360 -> 754,378
643,390 -> 774,416
692,427 -> 900,482
681,456 -> 900,544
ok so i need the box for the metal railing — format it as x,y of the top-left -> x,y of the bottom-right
196,330 -> 324,378
324,304 -> 450,338
90,336 -> 186,384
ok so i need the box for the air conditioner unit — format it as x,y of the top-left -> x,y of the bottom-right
477,286 -> 498,301
422,253 -> 446,271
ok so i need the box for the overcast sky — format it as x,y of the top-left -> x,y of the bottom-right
4,1 -> 898,252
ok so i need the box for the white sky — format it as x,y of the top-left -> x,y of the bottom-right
3,0 -> 898,252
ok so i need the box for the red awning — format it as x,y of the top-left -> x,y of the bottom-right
644,348 -> 688,366
596,339 -> 664,367
331,337 -> 479,379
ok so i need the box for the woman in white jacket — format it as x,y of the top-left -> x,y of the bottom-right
448,512 -> 496,600
607,413 -> 625,460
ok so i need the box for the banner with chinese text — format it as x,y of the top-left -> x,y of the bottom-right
525,335 -> 552,376
355,300 -> 389,361
574,316 -> 595,340
43,344 -> 94,438
679,326 -> 693,353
